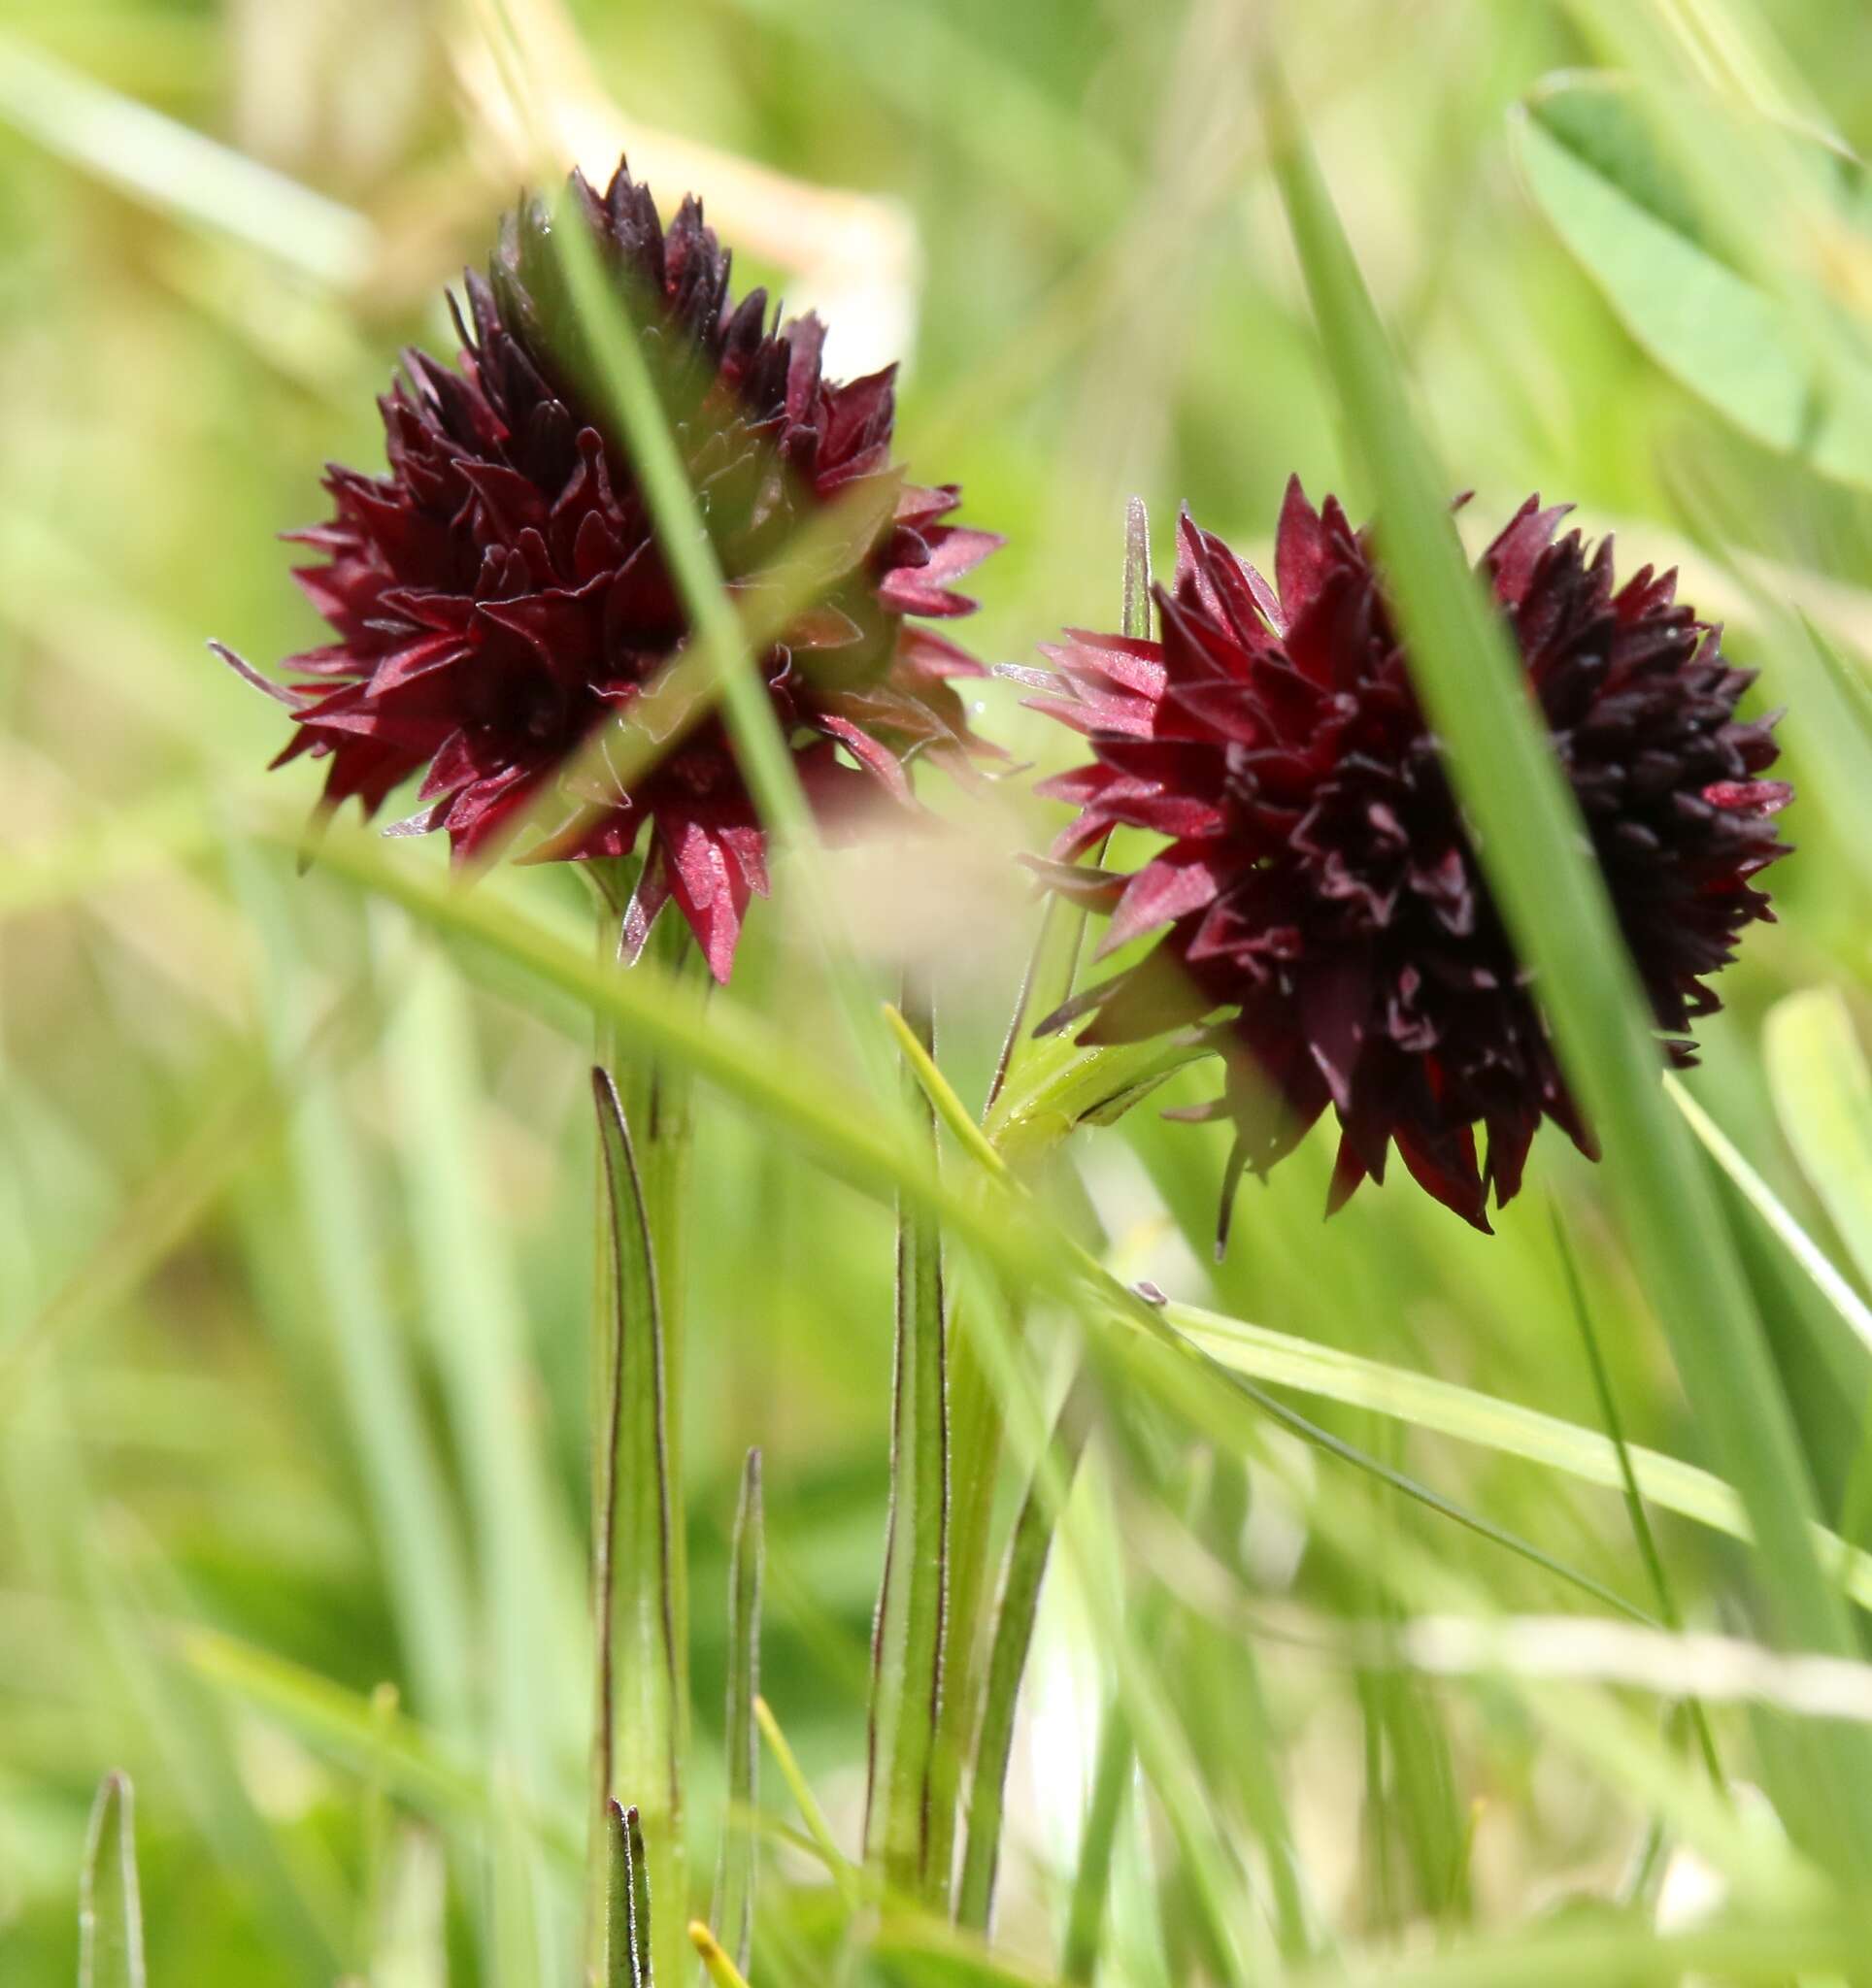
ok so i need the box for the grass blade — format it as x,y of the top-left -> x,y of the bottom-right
689,1920 -> 754,1988
1553,1208 -> 1726,1792
79,1772 -> 146,1988
175,1621 -> 583,1859
956,1374 -> 1094,1932
1266,60 -> 1872,1877
1161,1295 -> 1872,1607
234,853 -> 474,1737
865,981 -> 952,1905
592,1073 -> 684,1985
1061,1700 -> 1131,1987
627,1806 -> 655,1988
606,1801 -> 640,1988
390,947 -> 577,1983
1670,1074 -> 1872,1358
753,1696 -> 862,1909
1765,989 -> 1872,1294
0,32 -> 373,285
711,1450 -> 764,1977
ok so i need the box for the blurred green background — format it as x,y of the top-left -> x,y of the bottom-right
3,0 -> 1871,1981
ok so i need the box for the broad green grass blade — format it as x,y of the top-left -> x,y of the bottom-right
1801,614 -> 1872,746
711,1449 -> 764,1977
79,1773 -> 146,1988
1765,990 -> 1872,1294
866,984 -> 952,1905
592,1073 -> 685,1988
1509,76 -> 1872,491
1267,64 -> 1872,1878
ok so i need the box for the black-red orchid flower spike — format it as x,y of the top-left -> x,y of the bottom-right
217,158 -> 1000,982
1028,480 -> 1790,1242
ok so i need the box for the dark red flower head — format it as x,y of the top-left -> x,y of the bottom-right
1028,480 -> 1790,1238
221,158 -> 1000,980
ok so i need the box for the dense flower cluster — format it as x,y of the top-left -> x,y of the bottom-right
225,159 -> 998,979
1028,481 -> 1790,1237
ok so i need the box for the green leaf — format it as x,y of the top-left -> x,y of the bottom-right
1765,989 -> 1872,1295
1510,74 -> 1872,490
592,1073 -> 684,1984
709,1449 -> 763,1978
1269,60 -> 1872,1881
79,1773 -> 146,1988
865,983 -> 952,1905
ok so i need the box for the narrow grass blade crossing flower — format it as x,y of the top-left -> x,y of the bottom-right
1263,57 -> 1872,1881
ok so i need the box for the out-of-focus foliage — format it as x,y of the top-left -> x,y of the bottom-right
1,0 -> 1871,1982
